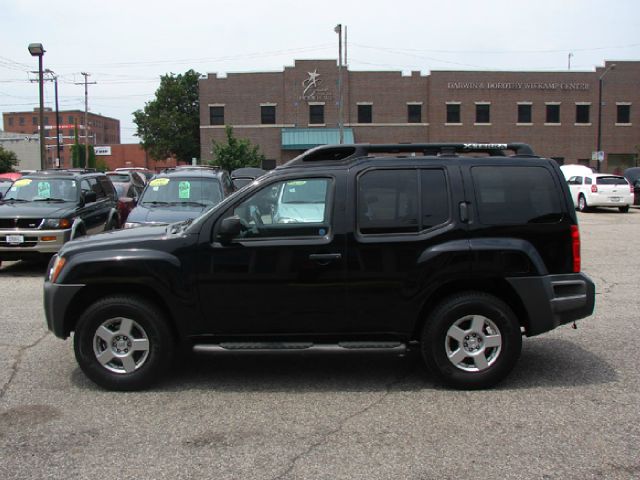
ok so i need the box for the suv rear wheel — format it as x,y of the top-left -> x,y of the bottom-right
73,295 -> 174,391
421,292 -> 522,389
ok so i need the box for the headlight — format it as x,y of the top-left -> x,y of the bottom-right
124,222 -> 142,228
43,218 -> 72,229
48,255 -> 66,283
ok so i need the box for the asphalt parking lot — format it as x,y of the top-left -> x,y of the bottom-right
1,209 -> 639,480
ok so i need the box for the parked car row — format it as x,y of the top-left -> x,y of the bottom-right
560,164 -> 636,212
0,166 -> 267,267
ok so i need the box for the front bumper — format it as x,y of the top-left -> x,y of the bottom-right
43,279 -> 85,339
507,273 -> 595,336
0,228 -> 72,259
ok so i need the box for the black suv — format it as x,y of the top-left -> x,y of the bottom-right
0,170 -> 119,264
44,143 -> 595,391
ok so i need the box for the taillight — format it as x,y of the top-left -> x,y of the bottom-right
591,185 -> 598,193
571,225 -> 581,273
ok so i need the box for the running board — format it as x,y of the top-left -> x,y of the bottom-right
193,341 -> 406,355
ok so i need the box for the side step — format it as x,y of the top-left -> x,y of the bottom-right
193,341 -> 406,355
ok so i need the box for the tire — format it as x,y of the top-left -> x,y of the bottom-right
421,292 -> 522,390
73,295 -> 174,391
577,194 -> 589,212
619,205 -> 629,213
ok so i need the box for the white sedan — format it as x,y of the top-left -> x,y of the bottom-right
567,173 -> 633,213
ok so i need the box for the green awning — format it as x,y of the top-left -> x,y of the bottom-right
281,128 -> 354,150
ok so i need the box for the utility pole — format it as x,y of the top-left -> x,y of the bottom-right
44,70 -> 61,167
76,72 -> 96,168
335,24 -> 344,144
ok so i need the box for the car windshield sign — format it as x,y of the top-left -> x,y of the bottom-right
4,178 -> 78,202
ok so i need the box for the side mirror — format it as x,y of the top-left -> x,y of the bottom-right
218,216 -> 243,244
83,191 -> 97,204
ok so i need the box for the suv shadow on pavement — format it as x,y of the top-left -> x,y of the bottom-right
0,259 -> 49,277
69,339 -> 615,393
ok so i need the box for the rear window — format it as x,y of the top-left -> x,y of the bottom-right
596,176 -> 628,185
472,166 -> 563,224
107,174 -> 130,183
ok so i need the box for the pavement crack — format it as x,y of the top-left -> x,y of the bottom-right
0,331 -> 50,400
271,361 -> 418,480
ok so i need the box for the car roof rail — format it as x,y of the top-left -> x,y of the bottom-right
283,143 -> 537,166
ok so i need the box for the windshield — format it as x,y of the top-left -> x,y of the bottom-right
3,178 -> 78,201
107,173 -> 131,183
140,177 -> 222,206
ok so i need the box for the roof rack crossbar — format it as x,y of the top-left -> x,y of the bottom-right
284,143 -> 536,166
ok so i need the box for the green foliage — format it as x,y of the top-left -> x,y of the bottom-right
95,158 -> 109,172
70,123 -> 95,168
209,125 -> 265,172
133,69 -> 201,164
0,145 -> 19,173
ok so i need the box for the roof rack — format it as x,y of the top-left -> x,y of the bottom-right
283,143 -> 537,166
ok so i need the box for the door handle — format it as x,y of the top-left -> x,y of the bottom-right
309,253 -> 342,264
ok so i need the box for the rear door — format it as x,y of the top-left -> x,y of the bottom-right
344,160 -> 467,336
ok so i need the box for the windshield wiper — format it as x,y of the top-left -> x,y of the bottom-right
3,198 -> 28,203
169,201 -> 206,207
33,197 -> 67,202
169,217 -> 195,234
142,201 -> 169,206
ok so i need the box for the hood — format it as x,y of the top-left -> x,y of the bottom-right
126,203 -> 206,225
0,201 -> 76,218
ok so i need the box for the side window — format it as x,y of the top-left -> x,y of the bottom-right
229,178 -> 332,239
358,169 -> 419,234
584,177 -> 592,185
357,169 -> 449,235
471,166 -> 563,224
88,178 -> 106,199
80,179 -> 92,195
98,176 -> 116,200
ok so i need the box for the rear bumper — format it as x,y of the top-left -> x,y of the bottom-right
506,273 -> 595,336
585,193 -> 633,207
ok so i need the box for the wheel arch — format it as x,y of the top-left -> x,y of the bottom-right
412,278 -> 530,341
63,284 -> 183,342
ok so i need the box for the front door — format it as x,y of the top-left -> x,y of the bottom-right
197,174 -> 349,336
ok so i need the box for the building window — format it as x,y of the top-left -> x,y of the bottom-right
407,104 -> 422,123
575,104 -> 590,124
68,116 -> 74,124
261,105 -> 276,125
475,103 -> 490,124
517,104 -> 532,124
309,104 -> 324,125
546,104 -> 561,124
446,104 -> 461,124
32,117 -> 37,125
8,117 -> 14,126
357,104 -> 372,123
19,117 -> 25,126
43,117 -> 49,125
617,104 -> 631,124
209,106 -> 224,125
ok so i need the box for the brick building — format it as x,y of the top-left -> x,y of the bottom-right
199,59 -> 639,172
2,108 -> 120,169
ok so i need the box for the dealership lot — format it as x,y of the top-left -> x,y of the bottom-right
0,210 -> 639,479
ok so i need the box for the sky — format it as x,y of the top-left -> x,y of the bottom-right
1,0 -> 639,144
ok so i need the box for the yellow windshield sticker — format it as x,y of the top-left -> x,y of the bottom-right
37,182 -> 51,198
14,179 -> 32,187
149,178 -> 170,187
178,181 -> 191,199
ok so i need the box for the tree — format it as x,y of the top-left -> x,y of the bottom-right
209,125 -> 265,172
0,145 -> 19,173
133,69 -> 200,164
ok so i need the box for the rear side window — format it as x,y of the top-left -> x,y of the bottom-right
472,166 -> 563,224
596,176 -> 627,185
358,169 -> 449,234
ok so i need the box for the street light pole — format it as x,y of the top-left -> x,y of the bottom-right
596,64 -> 616,173
28,43 -> 46,170
335,24 -> 344,144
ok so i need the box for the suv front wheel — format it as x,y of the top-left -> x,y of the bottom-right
421,292 -> 522,389
74,295 -> 174,391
